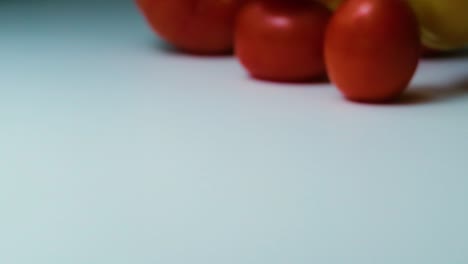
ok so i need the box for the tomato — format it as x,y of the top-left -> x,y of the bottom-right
325,0 -> 421,102
235,0 -> 331,82
136,0 -> 246,54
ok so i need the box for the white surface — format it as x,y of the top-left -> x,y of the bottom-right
1,1 -> 468,263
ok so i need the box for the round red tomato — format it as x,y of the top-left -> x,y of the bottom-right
136,0 -> 246,54
235,0 -> 331,82
325,0 -> 421,102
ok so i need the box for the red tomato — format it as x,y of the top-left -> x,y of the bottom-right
136,0 -> 246,54
325,0 -> 420,102
235,0 -> 331,82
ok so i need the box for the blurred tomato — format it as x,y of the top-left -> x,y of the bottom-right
136,0 -> 245,54
235,0 -> 331,82
325,0 -> 421,102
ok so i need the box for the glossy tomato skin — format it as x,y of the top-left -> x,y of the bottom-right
325,0 -> 421,102
137,0 -> 245,54
235,0 -> 331,82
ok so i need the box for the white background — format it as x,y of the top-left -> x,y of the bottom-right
1,1 -> 468,263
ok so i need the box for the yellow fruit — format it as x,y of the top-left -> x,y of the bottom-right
319,0 -> 468,50
409,0 -> 468,50
317,0 -> 341,10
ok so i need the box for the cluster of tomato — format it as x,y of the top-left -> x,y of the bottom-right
136,0 -> 442,103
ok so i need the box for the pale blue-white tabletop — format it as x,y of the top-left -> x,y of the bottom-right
1,1 -> 467,263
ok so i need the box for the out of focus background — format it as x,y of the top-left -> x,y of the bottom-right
1,1 -> 468,263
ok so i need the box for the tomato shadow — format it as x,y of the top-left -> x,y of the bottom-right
421,48 -> 468,60
247,74 -> 330,87
344,76 -> 468,106
151,39 -> 234,58
393,76 -> 468,106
